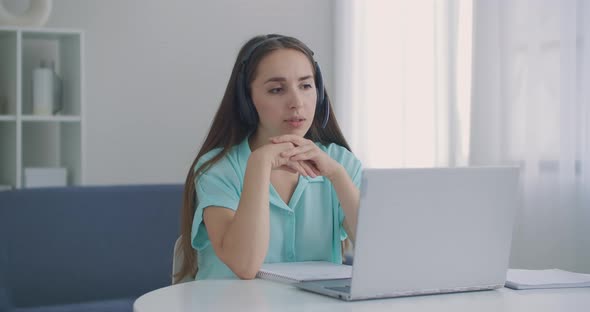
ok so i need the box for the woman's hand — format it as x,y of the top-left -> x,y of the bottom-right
269,135 -> 342,179
251,141 -> 320,177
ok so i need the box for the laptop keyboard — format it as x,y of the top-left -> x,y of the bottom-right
326,285 -> 351,293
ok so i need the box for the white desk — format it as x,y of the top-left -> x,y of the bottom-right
134,279 -> 590,312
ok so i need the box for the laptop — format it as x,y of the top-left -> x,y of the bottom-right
295,167 -> 520,301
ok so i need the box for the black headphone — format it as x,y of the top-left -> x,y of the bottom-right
235,35 -> 330,128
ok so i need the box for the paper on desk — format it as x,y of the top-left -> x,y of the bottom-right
505,269 -> 590,290
257,261 -> 352,284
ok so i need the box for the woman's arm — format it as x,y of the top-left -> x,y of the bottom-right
270,135 -> 361,243
203,142 -> 308,279
326,165 -> 360,244
203,151 -> 272,279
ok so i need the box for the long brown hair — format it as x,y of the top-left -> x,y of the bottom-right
174,34 -> 352,283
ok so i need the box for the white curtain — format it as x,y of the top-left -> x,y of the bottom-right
334,0 -> 472,168
335,0 -> 589,272
471,0 -> 589,272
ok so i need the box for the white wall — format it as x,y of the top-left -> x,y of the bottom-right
42,0 -> 334,185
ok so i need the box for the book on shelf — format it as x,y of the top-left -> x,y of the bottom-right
505,268 -> 590,290
256,261 -> 352,284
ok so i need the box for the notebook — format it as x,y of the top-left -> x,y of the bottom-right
295,167 -> 520,301
505,269 -> 590,290
257,261 -> 352,284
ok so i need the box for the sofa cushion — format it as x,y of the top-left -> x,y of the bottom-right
0,184 -> 182,308
0,287 -> 11,312
0,244 -> 12,312
11,297 -> 134,312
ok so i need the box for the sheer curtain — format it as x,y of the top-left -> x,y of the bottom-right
334,0 -> 473,168
335,0 -> 589,272
470,0 -> 589,272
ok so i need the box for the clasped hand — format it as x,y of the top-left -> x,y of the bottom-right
266,135 -> 340,179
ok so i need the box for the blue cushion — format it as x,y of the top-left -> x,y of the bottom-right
0,243 -> 12,312
0,287 -> 11,312
0,184 -> 182,308
11,297 -> 134,312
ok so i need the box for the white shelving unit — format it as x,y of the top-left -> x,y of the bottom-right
0,27 -> 84,189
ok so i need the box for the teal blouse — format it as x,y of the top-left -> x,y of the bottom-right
191,137 -> 362,280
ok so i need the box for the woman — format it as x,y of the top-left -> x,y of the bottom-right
175,34 -> 361,282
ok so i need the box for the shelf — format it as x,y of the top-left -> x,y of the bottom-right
0,30 -> 17,116
21,31 -> 82,116
0,122 -> 16,187
0,115 -> 16,121
21,115 -> 81,122
22,122 -> 81,186
0,26 -> 81,34
0,27 -> 84,188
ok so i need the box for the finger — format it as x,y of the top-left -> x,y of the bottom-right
278,165 -> 298,174
290,160 -> 309,177
281,143 -> 315,157
290,150 -> 315,161
283,161 -> 302,175
299,161 -> 317,178
308,162 -> 321,176
298,160 -> 315,177
309,162 -> 321,177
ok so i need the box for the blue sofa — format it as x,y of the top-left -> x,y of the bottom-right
0,184 -> 183,312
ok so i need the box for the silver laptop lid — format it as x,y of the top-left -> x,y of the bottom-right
350,167 -> 519,299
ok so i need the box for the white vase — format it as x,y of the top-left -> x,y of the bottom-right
0,0 -> 52,27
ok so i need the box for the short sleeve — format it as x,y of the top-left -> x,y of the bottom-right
191,155 -> 242,251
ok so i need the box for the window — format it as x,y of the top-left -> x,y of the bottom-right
335,0 -> 473,168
